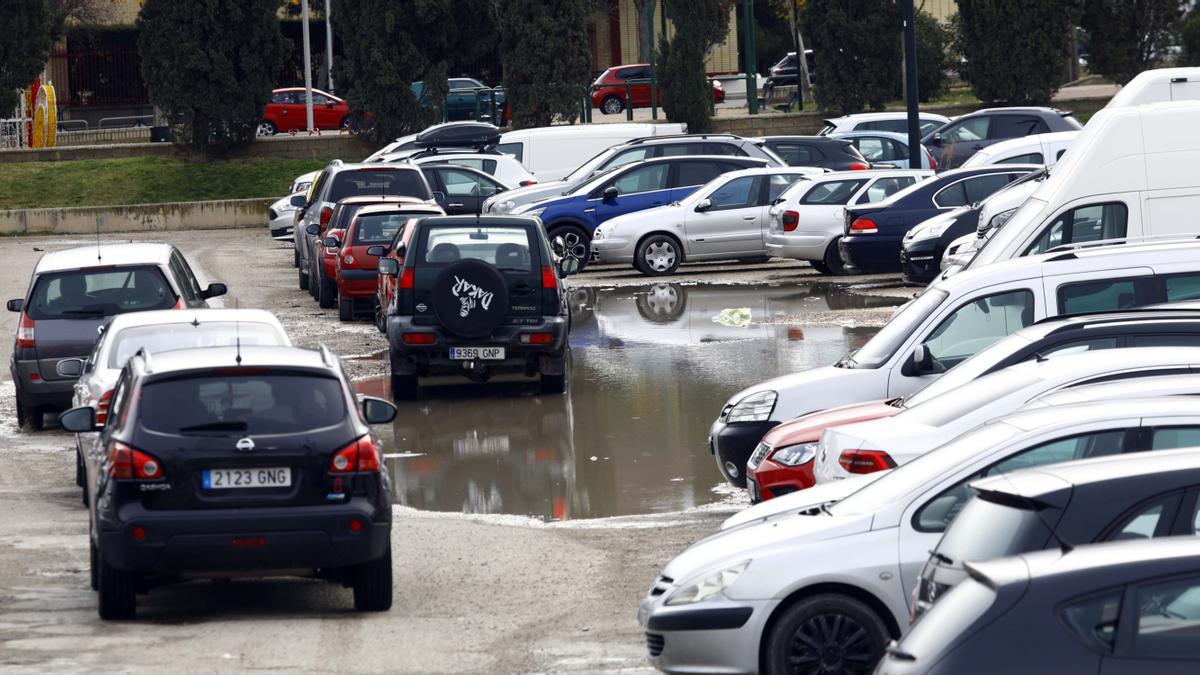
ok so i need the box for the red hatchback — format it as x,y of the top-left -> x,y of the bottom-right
745,400 -> 901,502
591,64 -> 725,115
260,87 -> 349,136
336,203 -> 445,322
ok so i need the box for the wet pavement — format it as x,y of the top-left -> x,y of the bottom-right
358,282 -> 903,520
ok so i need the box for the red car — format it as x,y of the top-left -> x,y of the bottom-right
309,196 -> 415,309
336,203 -> 445,322
745,400 -> 901,502
372,218 -> 421,333
259,87 -> 350,136
591,64 -> 725,115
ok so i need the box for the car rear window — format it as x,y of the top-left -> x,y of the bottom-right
328,169 -> 430,202
933,495 -> 1055,567
422,226 -> 535,271
108,323 -> 284,368
27,266 -> 176,320
353,213 -> 409,245
139,373 -> 346,435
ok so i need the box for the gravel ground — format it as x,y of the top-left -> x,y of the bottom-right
0,228 -> 904,673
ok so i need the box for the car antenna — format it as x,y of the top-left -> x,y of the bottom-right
234,298 -> 242,365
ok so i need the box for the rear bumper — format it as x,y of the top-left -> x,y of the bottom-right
98,497 -> 390,573
337,270 -> 378,298
11,360 -> 74,410
764,232 -> 830,261
387,315 -> 569,379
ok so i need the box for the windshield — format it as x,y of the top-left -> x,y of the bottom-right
904,332 -> 1035,405
848,289 -> 948,368
328,168 -> 431,202
899,369 -> 1042,427
933,496 -> 1054,567
27,266 -> 176,320
109,322 -> 285,368
352,213 -> 409,244
969,196 -> 1048,268
140,373 -> 347,435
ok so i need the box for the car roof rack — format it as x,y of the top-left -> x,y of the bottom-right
1034,305 -> 1200,326
625,133 -> 741,145
1044,233 -> 1200,260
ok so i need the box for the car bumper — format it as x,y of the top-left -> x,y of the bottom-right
269,212 -> 296,240
11,360 -> 75,410
839,235 -> 902,273
639,596 -> 772,674
591,237 -> 636,264
746,457 -> 816,502
337,270 -> 378,298
900,237 -> 941,285
764,232 -> 831,261
98,497 -> 390,573
709,418 -> 779,489
387,315 -> 569,379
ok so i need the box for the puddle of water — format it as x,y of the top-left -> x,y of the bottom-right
359,282 -> 902,521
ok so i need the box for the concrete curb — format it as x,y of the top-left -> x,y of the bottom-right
0,197 -> 273,235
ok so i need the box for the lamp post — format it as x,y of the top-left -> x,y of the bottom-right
301,0 -> 314,132
743,0 -> 758,115
902,0 -> 920,162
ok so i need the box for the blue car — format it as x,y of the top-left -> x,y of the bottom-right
839,164 -> 1039,273
513,155 -> 770,263
831,130 -> 937,169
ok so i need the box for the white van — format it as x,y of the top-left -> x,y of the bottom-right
495,122 -> 686,181
1107,67 -> 1200,105
960,131 -> 1078,168
708,238 -> 1200,486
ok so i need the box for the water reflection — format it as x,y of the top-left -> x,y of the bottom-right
361,282 -> 901,520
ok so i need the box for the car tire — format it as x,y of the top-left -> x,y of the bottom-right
352,549 -> 393,612
549,224 -> 591,271
600,96 -> 624,115
89,538 -> 99,591
390,373 -> 418,401
738,256 -> 771,265
97,551 -> 137,620
635,234 -> 682,276
298,266 -> 309,291
763,594 -> 890,675
340,116 -> 350,130
293,245 -> 300,268
18,401 -> 42,432
822,238 -> 850,276
256,120 -> 276,137
309,259 -> 321,300
338,297 -> 354,321
809,259 -> 833,275
75,444 -> 85,488
317,269 -> 337,309
540,368 -> 568,395
374,300 -> 387,334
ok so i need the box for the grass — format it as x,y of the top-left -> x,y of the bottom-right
0,156 -> 333,210
882,84 -> 981,110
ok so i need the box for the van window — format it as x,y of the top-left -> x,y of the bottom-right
922,289 -> 1035,369
801,179 -> 866,205
999,152 -> 1043,165
1026,203 -> 1129,255
1057,277 -> 1156,314
496,142 -> 523,162
1165,274 -> 1200,302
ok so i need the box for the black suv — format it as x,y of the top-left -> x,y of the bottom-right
59,345 -> 397,619
380,215 -> 578,399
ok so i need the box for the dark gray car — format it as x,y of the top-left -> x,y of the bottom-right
922,107 -> 1082,170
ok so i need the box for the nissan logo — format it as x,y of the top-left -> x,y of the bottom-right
235,437 -> 255,452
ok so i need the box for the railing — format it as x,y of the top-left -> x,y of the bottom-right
98,114 -> 154,129
0,118 -> 30,149
50,48 -> 149,107
436,87 -> 505,125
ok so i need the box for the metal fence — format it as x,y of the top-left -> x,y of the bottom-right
50,48 -> 149,107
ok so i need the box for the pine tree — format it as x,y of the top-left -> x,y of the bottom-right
0,0 -> 52,116
957,0 -> 1083,104
803,0 -> 901,113
1080,0 -> 1186,84
659,0 -> 733,133
498,0 -> 593,129
1184,9 -> 1200,67
137,0 -> 288,159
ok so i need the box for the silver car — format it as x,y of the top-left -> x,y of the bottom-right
269,171 -> 318,241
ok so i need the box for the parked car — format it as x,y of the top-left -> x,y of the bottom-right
495,122 -> 687,182
7,244 -> 227,431
831,130 -> 937,169
641,397 -> 1200,674
765,169 -> 934,274
59,345 -> 397,619
840,165 -> 1037,273
936,173 -> 1051,277
295,162 -> 434,292
818,112 -> 950,137
485,133 -> 783,214
364,120 -> 503,162
333,202 -> 443,321
412,78 -> 507,125
66,309 -> 290,504
921,106 -> 1082,170
372,216 -> 425,333
269,170 -> 319,241
589,166 -> 821,274
591,64 -> 724,115
755,135 -> 871,170
746,307 -> 1200,503
512,155 -> 771,266
914,444 -> 1200,623
259,87 -> 349,136
708,238 -> 1200,488
878,537 -> 1200,675
960,130 -> 1078,168
420,163 -> 510,215
765,50 -> 816,88
380,215 -> 579,398
379,150 -> 535,187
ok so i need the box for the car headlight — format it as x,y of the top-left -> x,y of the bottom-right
989,207 -> 1016,230
726,391 -> 777,423
771,442 -> 818,467
665,560 -> 750,606
493,200 -> 516,214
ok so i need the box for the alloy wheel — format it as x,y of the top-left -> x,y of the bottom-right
560,231 -> 589,261
788,612 -> 876,675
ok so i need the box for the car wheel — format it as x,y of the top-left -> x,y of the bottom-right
600,96 -> 624,115
352,549 -> 393,612
738,256 -> 771,265
18,402 -> 43,432
317,269 -> 337,309
298,266 -> 309,291
809,259 -> 833,274
635,234 -> 682,276
89,537 -> 99,591
822,238 -> 850,275
374,299 -> 387,334
390,373 -> 418,401
550,225 -> 591,271
340,116 -> 350,130
293,244 -> 300,268
539,357 -> 568,395
309,260 -> 321,300
763,594 -> 890,675
256,120 -> 276,137
97,550 -> 137,620
338,297 -> 354,321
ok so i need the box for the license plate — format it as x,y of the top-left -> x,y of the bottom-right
449,347 -> 505,360
203,467 -> 291,489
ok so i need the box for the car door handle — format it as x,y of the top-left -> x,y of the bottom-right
448,203 -> 463,208
742,215 -> 756,221
583,207 -> 595,213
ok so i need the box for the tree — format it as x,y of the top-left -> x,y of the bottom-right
138,0 -> 287,159
1080,0 -> 1186,84
1184,9 -> 1200,67
957,0 -> 1083,104
48,0 -> 116,43
803,0 -> 900,113
914,11 -> 951,102
659,0 -> 733,133
0,0 -> 52,116
498,0 -> 592,129
333,0 -> 453,145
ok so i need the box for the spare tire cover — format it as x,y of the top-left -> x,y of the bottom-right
431,259 -> 510,338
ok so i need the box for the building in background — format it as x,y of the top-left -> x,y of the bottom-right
585,0 -> 740,76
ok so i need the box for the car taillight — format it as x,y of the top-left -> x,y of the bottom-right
330,436 -> 381,473
96,389 -> 114,426
109,441 -> 163,480
838,449 -> 896,474
782,210 -> 800,232
850,218 -> 878,234
541,265 -> 557,289
519,332 -> 554,345
16,312 -> 34,349
848,162 -> 870,171
519,180 -> 538,187
401,332 -> 436,345
399,267 -> 414,289
320,206 -> 333,226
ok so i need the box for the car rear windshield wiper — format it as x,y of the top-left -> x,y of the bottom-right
177,420 -> 249,433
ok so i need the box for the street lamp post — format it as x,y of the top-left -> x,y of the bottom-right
901,0 -> 920,162
301,0 -> 314,132
743,0 -> 758,115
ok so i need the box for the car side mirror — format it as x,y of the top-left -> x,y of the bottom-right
305,223 -> 320,236
557,257 -> 581,277
551,235 -> 567,258
6,298 -> 23,312
56,358 -> 85,378
290,195 -> 306,208
59,406 -> 98,433
366,245 -> 387,257
361,396 -> 397,424
377,258 -> 400,276
393,243 -> 407,260
911,343 -> 939,375
602,186 -> 619,202
200,283 -> 227,300
928,133 -> 943,145
695,198 -> 712,213
323,236 -> 340,248
432,191 -> 446,203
